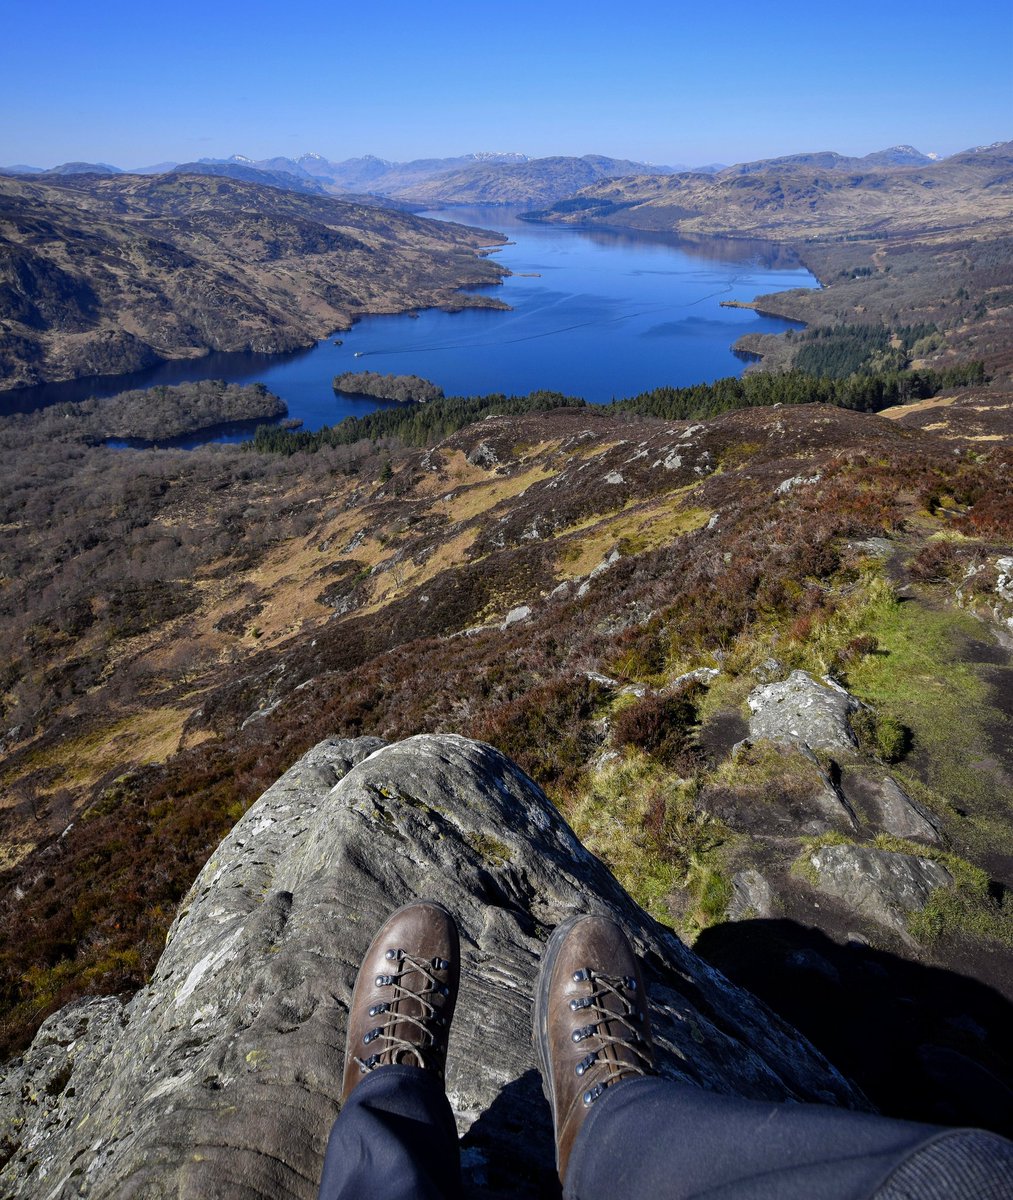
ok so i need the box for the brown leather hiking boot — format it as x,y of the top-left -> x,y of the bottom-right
534,913 -> 655,1182
341,900 -> 460,1104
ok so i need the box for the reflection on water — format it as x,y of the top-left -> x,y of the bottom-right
2,206 -> 818,441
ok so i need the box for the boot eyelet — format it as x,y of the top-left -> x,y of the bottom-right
375,974 -> 394,987
572,968 -> 590,982
569,997 -> 592,1011
363,1028 -> 381,1044
582,1083 -> 605,1106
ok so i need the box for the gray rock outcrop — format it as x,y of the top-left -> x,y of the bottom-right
846,773 -> 944,845
1,735 -> 867,1199
727,869 -> 775,919
748,670 -> 861,754
809,843 -> 952,941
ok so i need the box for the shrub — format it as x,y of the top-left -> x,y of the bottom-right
611,687 -> 701,772
472,675 -> 608,789
851,706 -> 910,763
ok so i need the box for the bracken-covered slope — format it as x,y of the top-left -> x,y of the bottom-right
1,396 -> 1011,1134
0,173 -> 507,390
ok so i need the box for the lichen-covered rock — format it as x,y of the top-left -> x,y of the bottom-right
809,844 -> 952,940
747,670 -> 860,754
0,735 -> 867,1199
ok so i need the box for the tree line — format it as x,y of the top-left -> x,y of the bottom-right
248,390 -> 587,454
248,362 -> 986,456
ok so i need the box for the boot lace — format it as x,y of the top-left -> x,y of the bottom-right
570,969 -> 652,1105
354,949 -> 450,1075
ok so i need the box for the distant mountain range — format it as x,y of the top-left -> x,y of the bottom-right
719,145 -> 940,175
525,141 -> 1013,240
2,143 -> 1001,212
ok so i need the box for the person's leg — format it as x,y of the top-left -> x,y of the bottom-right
317,900 -> 463,1200
318,1063 -> 461,1200
534,912 -> 1013,1200
564,1076 -> 1013,1200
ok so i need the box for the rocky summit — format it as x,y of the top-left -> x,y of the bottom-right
0,735 -> 864,1199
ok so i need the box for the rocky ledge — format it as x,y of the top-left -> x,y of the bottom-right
0,735 -> 866,1198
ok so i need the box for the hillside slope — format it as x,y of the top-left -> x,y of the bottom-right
1,392 -> 1011,1129
525,142 -> 1013,239
385,153 -> 676,206
0,173 -> 507,390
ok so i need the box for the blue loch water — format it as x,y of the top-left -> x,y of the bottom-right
1,207 -> 816,446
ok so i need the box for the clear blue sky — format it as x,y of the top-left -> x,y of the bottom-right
2,0 -> 1010,168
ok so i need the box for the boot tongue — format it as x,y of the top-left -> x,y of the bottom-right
599,991 -> 624,1072
390,961 -> 428,1065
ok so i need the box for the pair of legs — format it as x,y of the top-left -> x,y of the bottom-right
319,903 -> 1013,1199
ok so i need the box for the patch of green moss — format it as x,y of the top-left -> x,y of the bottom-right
465,832 -> 513,867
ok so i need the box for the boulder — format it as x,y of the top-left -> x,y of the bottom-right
846,772 -> 944,845
727,869 -> 775,919
747,670 -> 860,755
501,604 -> 531,628
809,844 -> 952,941
0,735 -> 866,1199
466,441 -> 498,469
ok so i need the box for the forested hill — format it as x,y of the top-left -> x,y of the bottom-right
0,173 -> 507,390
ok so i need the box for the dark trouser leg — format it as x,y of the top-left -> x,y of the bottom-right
317,1064 -> 462,1200
564,1077 -> 1013,1200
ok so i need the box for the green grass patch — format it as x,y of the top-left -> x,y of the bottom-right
563,753 -> 727,931
711,740 -> 830,809
870,835 -> 1013,947
846,591 -> 1006,814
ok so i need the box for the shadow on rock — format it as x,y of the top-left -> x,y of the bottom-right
460,1068 -> 558,1198
694,918 -> 1013,1137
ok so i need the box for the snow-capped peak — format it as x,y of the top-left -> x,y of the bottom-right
299,152 -> 326,161
229,154 -> 255,164
468,151 -> 528,162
